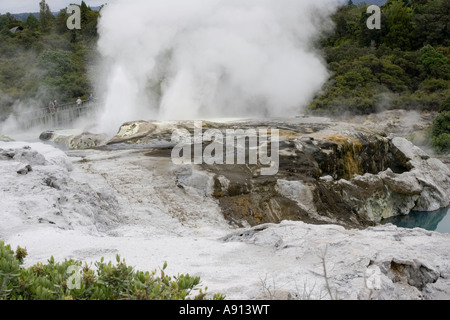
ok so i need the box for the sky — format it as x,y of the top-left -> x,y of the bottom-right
0,0 -> 116,14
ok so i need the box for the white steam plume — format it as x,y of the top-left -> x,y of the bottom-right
95,0 -> 341,134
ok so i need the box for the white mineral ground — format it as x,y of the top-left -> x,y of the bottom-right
1,111 -> 449,300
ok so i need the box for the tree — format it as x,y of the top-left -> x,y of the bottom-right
432,111 -> 450,152
39,0 -> 54,32
419,45 -> 449,79
383,0 -> 415,50
82,9 -> 100,39
359,8 -> 386,47
25,14 -> 39,30
37,49 -> 76,77
411,0 -> 450,47
0,13 -> 22,32
80,1 -> 89,24
55,9 -> 69,34
432,111 -> 450,137
440,95 -> 450,112
0,13 -> 10,31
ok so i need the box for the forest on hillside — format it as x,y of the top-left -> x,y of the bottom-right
311,0 -> 449,114
0,0 -> 449,151
0,1 -> 100,115
308,0 -> 449,151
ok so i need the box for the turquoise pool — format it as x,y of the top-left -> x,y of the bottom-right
382,207 -> 450,234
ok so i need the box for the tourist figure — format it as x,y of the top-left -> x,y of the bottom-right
76,97 -> 82,106
89,93 -> 93,103
49,100 -> 55,113
54,100 -> 60,112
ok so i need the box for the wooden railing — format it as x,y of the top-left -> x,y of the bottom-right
7,100 -> 100,130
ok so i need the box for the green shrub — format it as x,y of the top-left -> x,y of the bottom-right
432,111 -> 450,153
419,45 -> 449,79
440,95 -> 450,112
0,241 -> 224,300
433,133 -> 450,153
432,111 -> 450,137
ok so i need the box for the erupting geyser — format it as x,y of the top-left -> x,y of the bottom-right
95,0 -> 341,135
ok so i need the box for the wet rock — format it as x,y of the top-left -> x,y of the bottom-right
0,149 -> 15,160
17,164 -> 32,175
43,177 -> 61,190
68,133 -> 108,150
39,130 -> 55,141
0,135 -> 14,142
378,258 -> 440,291
13,147 -> 46,166
275,180 -> 317,215
106,121 -> 158,145
379,169 -> 422,195
39,129 -> 108,150
202,129 -> 422,227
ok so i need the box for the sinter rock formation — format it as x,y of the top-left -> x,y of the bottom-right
82,116 -> 450,229
2,139 -> 450,300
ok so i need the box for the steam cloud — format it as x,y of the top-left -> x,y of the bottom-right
95,0 -> 341,134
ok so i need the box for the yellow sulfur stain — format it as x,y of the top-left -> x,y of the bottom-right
320,133 -> 364,180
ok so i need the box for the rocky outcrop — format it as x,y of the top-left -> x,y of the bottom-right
2,139 -> 449,300
100,118 -> 450,228
0,135 -> 14,142
40,115 -> 450,229
2,140 -> 449,300
221,220 -> 450,300
39,129 -> 108,150
332,137 -> 450,222
0,142 -> 120,234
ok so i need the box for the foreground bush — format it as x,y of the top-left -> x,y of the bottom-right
0,241 -> 224,300
432,111 -> 450,153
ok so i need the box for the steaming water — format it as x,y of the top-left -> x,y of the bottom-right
94,0 -> 342,135
382,207 -> 450,234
